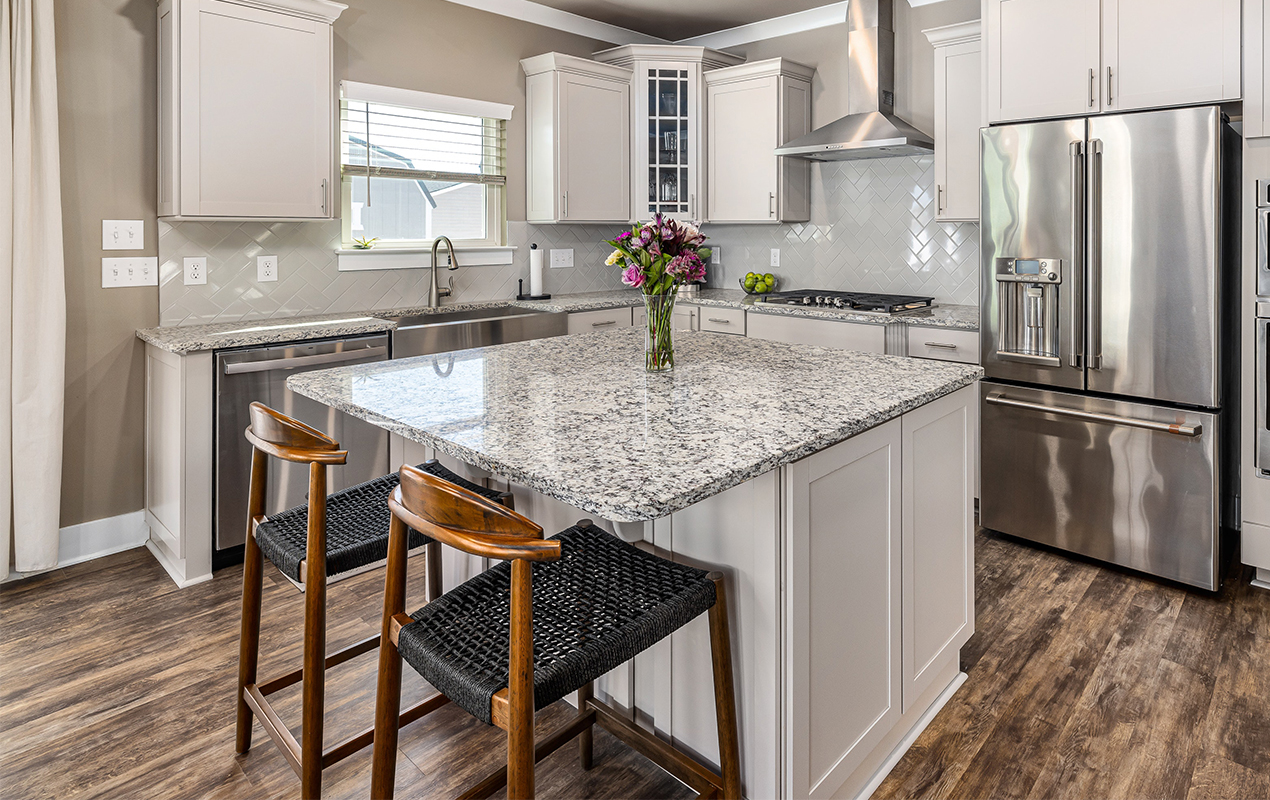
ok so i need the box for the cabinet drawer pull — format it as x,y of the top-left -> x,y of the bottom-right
924,342 -> 958,350
592,320 -> 617,327
708,317 -> 731,324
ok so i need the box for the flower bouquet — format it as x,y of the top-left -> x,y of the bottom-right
605,215 -> 711,372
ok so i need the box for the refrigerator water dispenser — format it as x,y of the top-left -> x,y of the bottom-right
994,257 -> 1063,366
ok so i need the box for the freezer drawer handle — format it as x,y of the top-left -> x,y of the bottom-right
222,346 -> 388,375
985,393 -> 1202,437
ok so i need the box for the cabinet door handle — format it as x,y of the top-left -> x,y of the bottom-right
924,341 -> 957,350
562,192 -> 569,219
1106,66 -> 1113,103
936,184 -> 944,215
321,179 -> 327,216
690,193 -> 696,218
591,319 -> 617,327
1089,68 -> 1096,107
769,192 -> 776,217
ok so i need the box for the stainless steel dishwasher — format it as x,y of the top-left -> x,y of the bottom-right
214,335 -> 390,561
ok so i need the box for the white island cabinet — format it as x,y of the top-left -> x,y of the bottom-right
157,0 -> 345,219
286,329 -> 981,800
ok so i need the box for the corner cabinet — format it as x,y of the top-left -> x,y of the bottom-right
157,0 -> 345,219
704,59 -> 814,224
925,23 -> 981,223
593,45 -> 744,222
521,54 -> 633,224
986,0 -> 1240,124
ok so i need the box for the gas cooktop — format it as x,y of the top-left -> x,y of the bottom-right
759,290 -> 936,315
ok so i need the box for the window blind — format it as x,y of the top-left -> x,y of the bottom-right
339,87 -> 508,187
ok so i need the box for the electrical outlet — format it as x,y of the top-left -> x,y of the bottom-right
711,247 -> 721,265
102,220 -> 144,250
550,248 -> 574,268
257,254 -> 278,282
183,256 -> 207,285
102,257 -> 159,287
770,248 -> 781,267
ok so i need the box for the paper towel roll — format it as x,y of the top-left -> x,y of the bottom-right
529,245 -> 544,296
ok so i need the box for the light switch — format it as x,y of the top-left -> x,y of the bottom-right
102,257 -> 159,287
184,257 -> 207,285
257,255 -> 278,282
102,220 -> 144,250
550,248 -> 574,268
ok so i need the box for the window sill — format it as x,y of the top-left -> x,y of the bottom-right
336,245 -> 516,272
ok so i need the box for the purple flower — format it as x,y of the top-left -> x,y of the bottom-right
638,227 -> 654,245
665,252 -> 704,282
621,264 -> 646,287
616,230 -> 632,241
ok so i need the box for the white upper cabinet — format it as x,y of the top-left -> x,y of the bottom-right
986,0 -> 1101,123
1246,0 -> 1270,137
705,59 -> 814,224
925,22 -> 981,223
987,0 -> 1241,124
157,0 -> 344,219
1102,0 -> 1240,112
594,45 -> 743,222
521,54 -> 632,224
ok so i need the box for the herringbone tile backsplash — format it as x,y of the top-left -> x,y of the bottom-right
159,156 -> 978,326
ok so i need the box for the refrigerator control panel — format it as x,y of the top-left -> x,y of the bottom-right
996,258 -> 1062,283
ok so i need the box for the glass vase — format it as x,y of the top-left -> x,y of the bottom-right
643,293 -> 676,372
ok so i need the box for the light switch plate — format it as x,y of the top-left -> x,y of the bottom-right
184,256 -> 207,285
770,248 -> 781,267
102,220 -> 144,250
102,257 -> 159,287
257,254 -> 278,282
550,248 -> 574,268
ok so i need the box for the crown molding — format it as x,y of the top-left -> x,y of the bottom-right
675,2 -> 848,49
593,44 -> 745,70
520,52 -> 634,81
702,57 -> 816,85
438,0 -> 668,45
922,20 -> 981,47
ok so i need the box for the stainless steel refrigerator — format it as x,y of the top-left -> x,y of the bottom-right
979,105 -> 1240,590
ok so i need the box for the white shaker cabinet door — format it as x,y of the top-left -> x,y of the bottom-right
558,72 -> 631,223
180,0 -> 333,217
784,419 -> 902,799
1102,0 -> 1241,113
986,0 -> 1101,123
931,31 -> 981,222
707,76 -> 780,222
900,386 -> 975,712
1247,0 -> 1270,138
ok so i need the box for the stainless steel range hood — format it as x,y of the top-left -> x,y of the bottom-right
775,0 -> 934,161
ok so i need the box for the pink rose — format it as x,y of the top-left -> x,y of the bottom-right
622,264 -> 646,287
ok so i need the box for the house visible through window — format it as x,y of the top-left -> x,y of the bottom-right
339,82 -> 511,248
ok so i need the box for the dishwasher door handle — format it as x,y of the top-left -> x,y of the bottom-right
222,346 -> 388,375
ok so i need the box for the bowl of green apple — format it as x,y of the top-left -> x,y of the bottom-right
740,272 -> 778,295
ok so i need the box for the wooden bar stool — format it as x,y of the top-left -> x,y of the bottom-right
369,464 -> 742,800
235,402 -> 513,798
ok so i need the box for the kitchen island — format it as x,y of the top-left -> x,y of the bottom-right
287,328 -> 981,800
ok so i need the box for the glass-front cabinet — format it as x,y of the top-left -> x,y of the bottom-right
594,45 -> 744,223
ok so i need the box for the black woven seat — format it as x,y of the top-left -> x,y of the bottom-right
254,461 -> 506,582
396,524 -> 717,725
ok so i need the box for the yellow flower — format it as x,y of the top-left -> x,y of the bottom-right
605,249 -> 624,266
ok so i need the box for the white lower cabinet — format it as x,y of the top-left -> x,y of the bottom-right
747,312 -> 885,353
634,303 -> 699,331
567,307 -> 634,334
907,326 -> 980,364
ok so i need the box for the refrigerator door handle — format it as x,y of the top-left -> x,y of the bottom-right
984,392 -> 1203,437
1087,138 -> 1104,370
1069,140 -> 1085,368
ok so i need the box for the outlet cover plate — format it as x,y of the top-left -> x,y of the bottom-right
770,248 -> 781,267
102,220 -> 144,250
711,246 -> 721,265
102,257 -> 159,287
184,256 -> 207,285
550,248 -> 573,268
257,254 -> 278,282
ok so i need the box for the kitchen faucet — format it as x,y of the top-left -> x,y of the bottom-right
428,236 -> 459,307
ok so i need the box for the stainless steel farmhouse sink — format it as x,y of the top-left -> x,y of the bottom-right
388,305 -> 568,358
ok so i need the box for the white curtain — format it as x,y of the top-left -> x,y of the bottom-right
2,0 -> 66,574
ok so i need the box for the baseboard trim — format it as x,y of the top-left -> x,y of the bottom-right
145,539 -> 214,589
2,511 -> 150,583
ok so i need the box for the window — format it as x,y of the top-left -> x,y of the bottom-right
339,82 -> 512,249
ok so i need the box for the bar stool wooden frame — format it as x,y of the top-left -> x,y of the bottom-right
369,464 -> 743,800
234,403 -> 509,798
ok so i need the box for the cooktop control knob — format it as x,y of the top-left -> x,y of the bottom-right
832,298 -> 844,308
802,296 -> 812,305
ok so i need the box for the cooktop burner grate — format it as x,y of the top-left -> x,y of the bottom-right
761,290 -> 935,314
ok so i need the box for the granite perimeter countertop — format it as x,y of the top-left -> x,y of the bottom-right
285,328 -> 982,522
137,289 -> 979,354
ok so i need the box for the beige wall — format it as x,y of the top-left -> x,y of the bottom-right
53,0 -> 606,527
733,0 -> 981,134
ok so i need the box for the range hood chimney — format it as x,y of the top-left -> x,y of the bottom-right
775,0 -> 934,161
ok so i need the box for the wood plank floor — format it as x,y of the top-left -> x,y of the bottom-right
1,530 -> 1268,799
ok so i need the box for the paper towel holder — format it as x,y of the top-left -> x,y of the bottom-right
516,279 -> 551,301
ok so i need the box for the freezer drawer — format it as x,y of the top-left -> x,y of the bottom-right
980,382 -> 1219,589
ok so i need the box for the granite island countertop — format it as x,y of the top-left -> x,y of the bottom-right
137,289 -> 979,354
285,328 -> 982,523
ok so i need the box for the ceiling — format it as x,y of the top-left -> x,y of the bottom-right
528,0 -> 840,40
